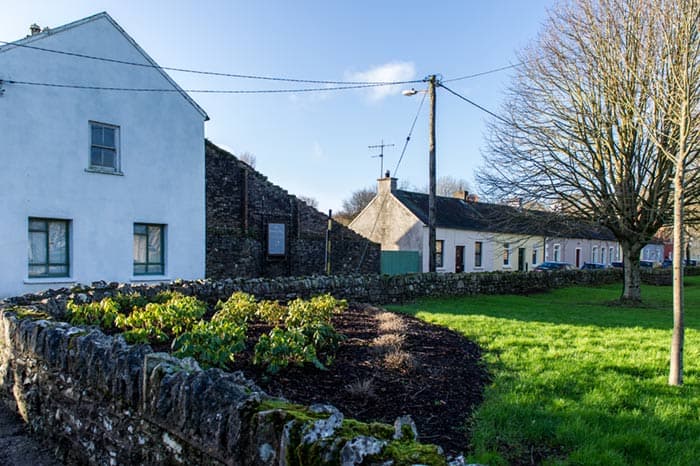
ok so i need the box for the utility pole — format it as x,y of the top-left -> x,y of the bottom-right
428,75 -> 437,273
368,140 -> 395,177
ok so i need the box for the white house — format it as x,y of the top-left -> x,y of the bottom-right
0,13 -> 209,298
349,176 -> 620,274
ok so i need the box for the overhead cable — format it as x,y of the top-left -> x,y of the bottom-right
439,83 -> 511,125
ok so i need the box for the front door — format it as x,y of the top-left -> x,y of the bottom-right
518,248 -> 526,271
455,246 -> 465,273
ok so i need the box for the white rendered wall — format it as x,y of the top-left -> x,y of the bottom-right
0,16 -> 206,297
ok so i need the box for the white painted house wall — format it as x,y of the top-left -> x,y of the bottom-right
0,13 -> 208,298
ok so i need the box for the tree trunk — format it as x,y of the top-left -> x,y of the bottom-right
669,136 -> 687,386
621,242 -> 643,303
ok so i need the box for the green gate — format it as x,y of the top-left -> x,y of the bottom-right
381,250 -> 421,275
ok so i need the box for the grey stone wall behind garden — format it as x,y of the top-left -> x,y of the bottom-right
206,140 -> 380,279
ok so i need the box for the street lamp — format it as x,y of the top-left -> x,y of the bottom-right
404,75 -> 438,272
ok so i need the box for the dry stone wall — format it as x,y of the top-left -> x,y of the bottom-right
206,140 -> 380,279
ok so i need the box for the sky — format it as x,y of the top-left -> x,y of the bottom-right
2,0 -> 555,213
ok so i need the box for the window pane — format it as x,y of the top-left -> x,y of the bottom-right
133,234 -> 147,263
133,264 -> 146,275
29,219 -> 46,231
103,127 -> 115,148
29,231 -> 47,264
49,265 -> 68,275
102,149 -> 115,169
91,125 -> 103,145
29,265 -> 47,277
148,226 -> 162,262
134,224 -> 147,235
147,264 -> 164,274
91,147 -> 103,166
48,222 -> 67,263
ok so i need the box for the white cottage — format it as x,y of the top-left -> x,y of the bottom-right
0,13 -> 209,298
350,176 -> 619,274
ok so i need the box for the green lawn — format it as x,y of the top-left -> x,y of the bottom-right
388,277 -> 700,465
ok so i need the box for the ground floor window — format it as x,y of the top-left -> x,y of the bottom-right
475,241 -> 483,267
503,242 -> 511,266
435,240 -> 444,268
133,223 -> 165,275
28,218 -> 70,277
532,248 -> 538,265
553,244 -> 561,262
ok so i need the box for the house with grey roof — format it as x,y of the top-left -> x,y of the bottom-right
349,175 -> 620,274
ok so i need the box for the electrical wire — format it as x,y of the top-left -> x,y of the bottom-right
0,40 -> 424,87
439,83 -> 511,125
443,62 -> 524,83
393,89 -> 428,177
4,79 -> 402,94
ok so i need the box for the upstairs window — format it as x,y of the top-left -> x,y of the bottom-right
90,122 -> 120,173
133,223 -> 164,275
28,218 -> 70,277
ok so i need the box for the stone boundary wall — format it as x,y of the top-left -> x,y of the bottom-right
1,268 -> 675,465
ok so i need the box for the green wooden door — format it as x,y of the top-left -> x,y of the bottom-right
381,251 -> 421,275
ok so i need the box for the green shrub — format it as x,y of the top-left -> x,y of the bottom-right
172,319 -> 247,369
214,291 -> 257,324
254,327 -> 324,374
67,298 -> 123,328
256,299 -> 287,324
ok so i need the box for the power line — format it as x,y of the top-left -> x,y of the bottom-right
439,83 -> 511,125
4,79 -> 401,94
0,40 -> 424,87
393,89 -> 428,177
443,62 -> 524,83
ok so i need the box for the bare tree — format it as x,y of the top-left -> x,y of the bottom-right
238,151 -> 257,168
417,176 -> 472,197
479,0 -> 700,304
297,195 -> 319,210
335,187 -> 376,224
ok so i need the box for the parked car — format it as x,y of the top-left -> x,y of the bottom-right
685,259 -> 698,267
639,260 -> 658,269
662,259 -> 673,268
611,261 -> 624,269
581,262 -> 607,270
534,261 -> 574,272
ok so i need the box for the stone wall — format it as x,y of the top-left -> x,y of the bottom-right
206,140 -> 380,279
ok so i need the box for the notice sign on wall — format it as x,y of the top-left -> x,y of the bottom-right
267,223 -> 286,256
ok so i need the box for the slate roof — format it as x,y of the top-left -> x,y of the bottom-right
393,190 -> 616,241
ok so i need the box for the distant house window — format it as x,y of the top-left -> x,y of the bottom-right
28,218 -> 69,277
610,247 -> 615,262
601,247 -> 606,264
90,121 -> 120,172
503,242 -> 511,266
592,246 -> 599,263
474,241 -> 483,268
553,244 -> 561,262
435,240 -> 444,268
133,223 -> 164,275
532,248 -> 538,265
268,223 -> 286,256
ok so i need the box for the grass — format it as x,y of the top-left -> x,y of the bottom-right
388,277 -> 700,465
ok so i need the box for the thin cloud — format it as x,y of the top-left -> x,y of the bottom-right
346,61 -> 416,101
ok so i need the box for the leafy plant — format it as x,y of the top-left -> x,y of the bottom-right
214,291 -> 257,324
255,299 -> 287,324
67,298 -> 123,328
172,319 -> 246,369
254,327 -> 324,374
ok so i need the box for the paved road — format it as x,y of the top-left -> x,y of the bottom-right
0,403 -> 63,466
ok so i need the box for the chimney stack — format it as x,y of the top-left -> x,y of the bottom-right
377,171 -> 397,195
29,24 -> 41,36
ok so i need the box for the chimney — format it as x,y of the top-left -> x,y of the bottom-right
453,190 -> 468,200
377,170 -> 397,195
467,193 -> 479,203
29,24 -> 41,36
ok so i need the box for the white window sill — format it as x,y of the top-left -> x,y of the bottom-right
130,276 -> 171,283
24,277 -> 75,285
85,168 -> 124,176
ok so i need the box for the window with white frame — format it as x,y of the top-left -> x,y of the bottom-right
610,247 -> 615,262
601,247 -> 606,264
28,218 -> 70,277
592,246 -> 599,263
532,248 -> 538,265
474,241 -> 483,267
553,244 -> 561,262
133,223 -> 165,275
503,242 -> 511,266
90,121 -> 120,172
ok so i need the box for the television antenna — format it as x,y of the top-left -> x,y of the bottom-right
368,140 -> 395,177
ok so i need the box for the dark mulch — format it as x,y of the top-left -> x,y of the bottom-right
229,304 -> 490,456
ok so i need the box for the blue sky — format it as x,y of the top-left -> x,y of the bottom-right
3,1 -> 554,212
